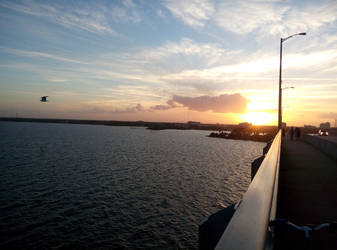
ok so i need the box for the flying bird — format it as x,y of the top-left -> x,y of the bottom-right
40,96 -> 48,102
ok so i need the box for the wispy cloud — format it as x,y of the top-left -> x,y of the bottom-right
137,38 -> 234,63
111,0 -> 141,23
0,0 -> 122,35
214,0 -> 337,36
74,35 -> 337,98
158,47 -> 337,82
98,38 -> 242,78
47,78 -> 67,83
0,46 -> 85,64
163,0 -> 214,27
214,1 -> 287,35
282,1 -> 337,34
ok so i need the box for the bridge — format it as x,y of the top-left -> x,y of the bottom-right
200,130 -> 337,250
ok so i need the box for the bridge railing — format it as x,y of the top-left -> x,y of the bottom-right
215,130 -> 282,250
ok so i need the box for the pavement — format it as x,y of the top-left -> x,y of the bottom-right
275,135 -> 337,250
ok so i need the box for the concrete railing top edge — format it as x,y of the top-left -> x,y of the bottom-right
215,130 -> 282,250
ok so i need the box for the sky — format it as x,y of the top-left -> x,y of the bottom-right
0,0 -> 336,126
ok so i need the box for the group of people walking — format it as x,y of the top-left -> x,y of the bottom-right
289,126 -> 301,140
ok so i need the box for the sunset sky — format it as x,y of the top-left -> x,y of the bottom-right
0,0 -> 336,126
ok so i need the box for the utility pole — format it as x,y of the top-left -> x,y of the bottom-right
278,32 -> 306,130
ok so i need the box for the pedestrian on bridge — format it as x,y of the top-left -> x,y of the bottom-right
295,127 -> 301,140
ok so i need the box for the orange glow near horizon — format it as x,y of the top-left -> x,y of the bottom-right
241,111 -> 276,125
238,99 -> 277,125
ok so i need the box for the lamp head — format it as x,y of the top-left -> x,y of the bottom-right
298,32 -> 306,35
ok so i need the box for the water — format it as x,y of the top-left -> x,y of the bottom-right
0,122 -> 265,249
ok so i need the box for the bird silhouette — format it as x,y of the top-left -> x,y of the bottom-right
40,96 -> 48,102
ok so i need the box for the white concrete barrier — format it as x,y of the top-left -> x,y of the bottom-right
215,131 -> 281,250
303,135 -> 337,160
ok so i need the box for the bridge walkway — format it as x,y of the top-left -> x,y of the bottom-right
276,135 -> 337,250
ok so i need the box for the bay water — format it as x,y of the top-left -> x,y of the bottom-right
0,122 -> 264,249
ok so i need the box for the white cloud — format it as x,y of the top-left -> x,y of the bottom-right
163,0 -> 214,27
138,38 -> 227,60
109,38 -> 243,75
152,44 -> 337,95
79,33 -> 337,97
214,1 -> 287,34
214,0 -> 337,36
283,2 -> 337,33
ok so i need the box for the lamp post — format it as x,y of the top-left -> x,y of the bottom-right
278,32 -> 306,130
281,86 -> 294,125
282,86 -> 294,90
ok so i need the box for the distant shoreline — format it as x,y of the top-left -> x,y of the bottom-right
0,117 -> 239,131
2,117 -> 332,136
208,131 -> 275,143
0,117 -> 275,131
2,117 -> 334,142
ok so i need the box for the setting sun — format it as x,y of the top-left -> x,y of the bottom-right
241,112 -> 276,125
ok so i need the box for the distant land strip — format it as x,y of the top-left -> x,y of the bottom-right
0,117 -> 273,131
0,117 -> 239,131
2,117 -> 334,143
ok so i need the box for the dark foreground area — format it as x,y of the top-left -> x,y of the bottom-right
276,135 -> 337,250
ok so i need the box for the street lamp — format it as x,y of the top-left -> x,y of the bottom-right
278,32 -> 306,129
282,86 -> 294,90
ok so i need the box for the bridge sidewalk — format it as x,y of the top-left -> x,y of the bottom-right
276,136 -> 337,250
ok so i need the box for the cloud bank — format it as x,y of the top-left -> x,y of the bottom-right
85,94 -> 248,115
151,94 -> 248,113
172,94 -> 248,113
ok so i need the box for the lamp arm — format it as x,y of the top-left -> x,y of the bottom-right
282,32 -> 306,42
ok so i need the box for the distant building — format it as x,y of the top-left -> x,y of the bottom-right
187,121 -> 201,126
304,125 -> 316,129
281,122 -> 287,129
320,122 -> 330,129
238,122 -> 252,128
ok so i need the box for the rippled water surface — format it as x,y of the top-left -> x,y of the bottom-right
0,122 -> 265,249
